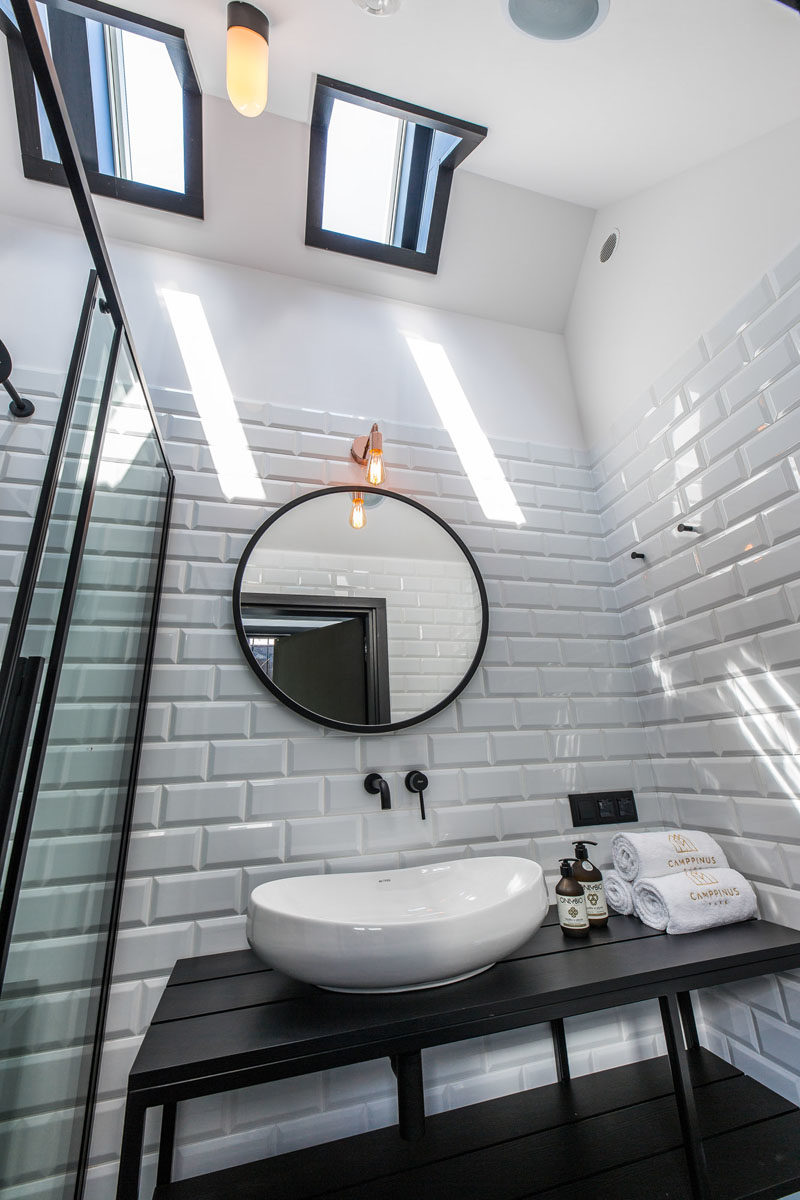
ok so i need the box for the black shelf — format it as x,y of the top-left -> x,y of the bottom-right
153,1048 -> 800,1200
118,912 -> 800,1200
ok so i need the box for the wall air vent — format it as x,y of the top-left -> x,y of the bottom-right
600,229 -> 619,262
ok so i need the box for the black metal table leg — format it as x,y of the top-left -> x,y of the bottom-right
116,1092 -> 148,1200
550,1018 -> 570,1082
390,1051 -> 425,1141
678,991 -> 699,1050
157,1101 -> 177,1186
659,994 -> 711,1200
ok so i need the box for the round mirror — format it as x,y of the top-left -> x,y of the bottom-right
233,487 -> 488,733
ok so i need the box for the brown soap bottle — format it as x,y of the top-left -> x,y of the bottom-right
572,840 -> 609,928
555,859 -> 589,938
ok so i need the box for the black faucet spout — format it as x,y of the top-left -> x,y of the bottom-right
365,772 -> 391,810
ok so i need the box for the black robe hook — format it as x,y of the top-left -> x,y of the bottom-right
1,339 -> 35,418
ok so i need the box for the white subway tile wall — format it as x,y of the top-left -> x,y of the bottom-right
77,394 -> 661,1195
591,238 -> 800,1109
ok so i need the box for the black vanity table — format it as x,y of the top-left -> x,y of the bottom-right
117,910 -> 800,1200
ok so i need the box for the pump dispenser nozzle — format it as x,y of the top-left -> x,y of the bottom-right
559,859 -> 574,876
573,839 -> 597,861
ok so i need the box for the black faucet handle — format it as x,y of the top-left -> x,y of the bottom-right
405,770 -> 428,793
405,770 -> 429,820
364,772 -> 391,810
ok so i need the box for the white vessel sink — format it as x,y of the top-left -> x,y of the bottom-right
246,856 -> 548,993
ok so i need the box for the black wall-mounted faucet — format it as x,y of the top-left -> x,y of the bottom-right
405,770 -> 428,820
365,772 -> 391,810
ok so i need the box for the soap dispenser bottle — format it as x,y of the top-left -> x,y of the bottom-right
555,860 -> 589,938
572,840 -> 608,928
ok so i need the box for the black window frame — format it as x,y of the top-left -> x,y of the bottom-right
0,0 -> 203,218
305,76 -> 487,275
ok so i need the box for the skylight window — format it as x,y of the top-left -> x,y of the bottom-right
306,77 -> 487,274
322,100 -> 403,243
1,0 -> 202,218
106,27 -> 185,193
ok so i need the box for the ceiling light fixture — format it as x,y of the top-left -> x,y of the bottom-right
349,491 -> 366,529
507,0 -> 609,41
227,2 -> 269,118
351,422 -> 385,486
353,0 -> 402,14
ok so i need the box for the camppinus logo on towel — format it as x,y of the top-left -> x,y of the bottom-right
666,832 -> 720,870
668,833 -> 699,855
685,869 -> 741,904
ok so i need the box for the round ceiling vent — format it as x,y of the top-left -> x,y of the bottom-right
353,0 -> 402,14
600,229 -> 619,262
507,0 -> 609,41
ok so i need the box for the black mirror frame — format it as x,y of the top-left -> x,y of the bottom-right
232,486 -> 490,735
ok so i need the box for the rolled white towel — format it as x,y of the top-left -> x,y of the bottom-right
632,868 -> 758,935
604,871 -> 635,916
611,829 -> 729,882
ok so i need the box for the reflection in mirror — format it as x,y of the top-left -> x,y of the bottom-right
234,488 -> 487,732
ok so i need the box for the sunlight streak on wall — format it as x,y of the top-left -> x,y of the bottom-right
161,289 -> 265,502
404,334 -> 525,525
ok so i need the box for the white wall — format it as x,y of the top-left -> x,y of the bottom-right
0,208 -> 585,447
590,236 -> 800,1105
0,30 -> 594,337
567,117 -> 800,446
108,234 -> 586,448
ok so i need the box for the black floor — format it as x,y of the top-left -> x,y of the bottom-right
153,1049 -> 800,1200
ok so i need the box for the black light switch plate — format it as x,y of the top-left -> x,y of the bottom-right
568,790 -> 638,827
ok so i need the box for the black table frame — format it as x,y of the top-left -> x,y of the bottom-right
116,911 -> 800,1200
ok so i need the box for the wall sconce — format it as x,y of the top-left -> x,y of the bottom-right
351,423 -> 385,486
227,3 -> 269,118
349,491 -> 366,529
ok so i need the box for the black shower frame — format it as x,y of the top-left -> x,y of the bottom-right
0,2 -> 175,1196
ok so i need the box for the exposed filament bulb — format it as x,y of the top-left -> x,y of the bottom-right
366,446 -> 384,486
349,492 -> 366,529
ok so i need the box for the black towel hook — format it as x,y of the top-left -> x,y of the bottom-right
1,338 -> 35,419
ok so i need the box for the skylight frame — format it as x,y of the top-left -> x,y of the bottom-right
306,76 -> 487,275
1,0 -> 203,218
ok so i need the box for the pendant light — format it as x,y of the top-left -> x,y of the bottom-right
227,3 -> 270,118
